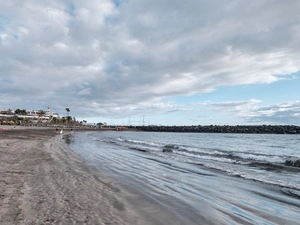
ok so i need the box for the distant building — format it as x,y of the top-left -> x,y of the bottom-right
25,106 -> 58,118
45,106 -> 59,118
0,106 -> 59,119
0,110 -> 14,115
26,110 -> 40,116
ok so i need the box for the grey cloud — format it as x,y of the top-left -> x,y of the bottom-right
1,0 -> 300,120
247,102 -> 300,125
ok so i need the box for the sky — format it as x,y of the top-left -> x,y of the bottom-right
1,0 -> 300,126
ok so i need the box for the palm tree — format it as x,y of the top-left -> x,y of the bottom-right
65,108 -> 70,117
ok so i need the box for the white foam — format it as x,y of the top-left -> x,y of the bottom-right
234,153 -> 284,163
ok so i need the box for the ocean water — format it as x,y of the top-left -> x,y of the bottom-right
65,131 -> 300,224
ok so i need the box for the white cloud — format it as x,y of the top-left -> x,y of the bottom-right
199,100 -> 300,125
1,0 -> 300,123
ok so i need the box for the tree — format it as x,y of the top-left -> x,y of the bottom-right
67,116 -> 72,124
15,109 -> 21,115
39,110 -> 46,116
65,108 -> 70,117
15,109 -> 27,115
52,117 -> 57,124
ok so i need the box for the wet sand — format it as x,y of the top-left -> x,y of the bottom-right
0,127 -> 184,225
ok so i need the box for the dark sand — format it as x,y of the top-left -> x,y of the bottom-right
0,126 -> 184,225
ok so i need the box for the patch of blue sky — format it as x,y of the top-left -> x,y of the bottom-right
64,2 -> 76,17
165,71 -> 300,106
213,72 -> 300,104
112,0 -> 129,7
0,23 -> 5,32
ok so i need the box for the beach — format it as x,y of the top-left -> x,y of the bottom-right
66,131 -> 300,225
0,127 -> 184,225
1,127 -> 300,225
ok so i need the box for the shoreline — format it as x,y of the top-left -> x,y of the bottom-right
0,128 -> 124,224
0,127 -> 184,224
65,130 -> 300,225
0,128 -> 133,224
2,127 -> 299,224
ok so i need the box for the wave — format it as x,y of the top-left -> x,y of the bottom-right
129,147 -> 148,152
233,152 -> 284,164
118,140 -> 300,170
102,136 -> 300,189
282,188 -> 300,199
74,132 -> 300,192
248,162 -> 285,171
124,138 -> 162,147
159,144 -> 300,169
285,158 -> 300,168
162,144 -> 179,152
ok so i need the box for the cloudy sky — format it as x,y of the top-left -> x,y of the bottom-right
1,0 -> 300,125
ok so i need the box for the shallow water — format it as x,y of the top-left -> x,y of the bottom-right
65,131 -> 300,224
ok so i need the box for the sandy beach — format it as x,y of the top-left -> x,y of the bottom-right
2,126 -> 300,225
0,126 -> 182,225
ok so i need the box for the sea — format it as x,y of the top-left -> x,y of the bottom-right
64,131 -> 300,225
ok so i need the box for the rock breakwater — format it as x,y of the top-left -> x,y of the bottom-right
134,125 -> 300,134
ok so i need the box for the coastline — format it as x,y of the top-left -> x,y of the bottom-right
2,127 -> 300,224
0,127 -> 185,225
137,124 -> 300,134
67,131 -> 300,225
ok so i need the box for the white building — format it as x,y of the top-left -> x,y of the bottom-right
26,106 -> 59,119
45,106 -> 59,118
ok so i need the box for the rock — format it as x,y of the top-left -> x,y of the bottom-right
162,148 -> 173,153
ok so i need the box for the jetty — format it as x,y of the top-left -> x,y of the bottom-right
134,125 -> 300,134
